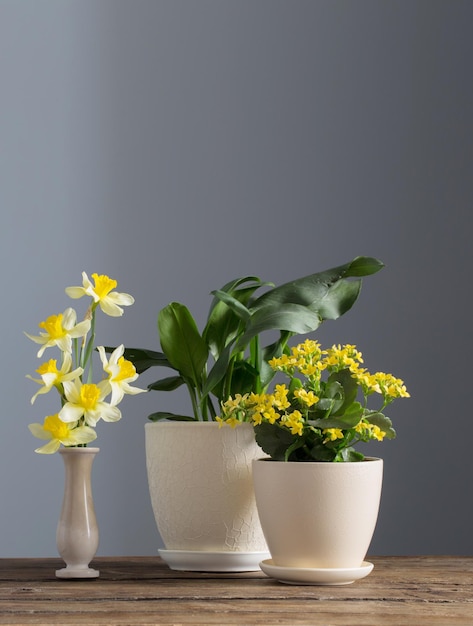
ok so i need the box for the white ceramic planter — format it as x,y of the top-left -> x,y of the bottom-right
252,458 -> 383,576
145,421 -> 269,571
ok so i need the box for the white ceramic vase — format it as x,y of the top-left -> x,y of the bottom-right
55,447 -> 100,579
145,421 -> 269,571
252,458 -> 383,583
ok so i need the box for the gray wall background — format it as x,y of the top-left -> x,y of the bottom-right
1,0 -> 472,557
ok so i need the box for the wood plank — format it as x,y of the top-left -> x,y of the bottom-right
0,556 -> 471,625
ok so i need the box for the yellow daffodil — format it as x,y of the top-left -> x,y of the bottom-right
28,414 -> 97,454
24,308 -> 91,358
97,345 -> 147,405
59,379 -> 120,427
65,272 -> 134,317
26,354 -> 83,404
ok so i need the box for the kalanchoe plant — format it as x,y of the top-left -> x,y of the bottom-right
25,272 -> 146,453
217,339 -> 410,462
116,256 -> 384,422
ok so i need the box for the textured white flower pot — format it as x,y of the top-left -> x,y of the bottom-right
145,421 -> 269,571
252,458 -> 383,570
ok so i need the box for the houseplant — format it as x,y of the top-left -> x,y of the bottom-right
218,339 -> 409,584
26,272 -> 145,578
115,256 -> 384,572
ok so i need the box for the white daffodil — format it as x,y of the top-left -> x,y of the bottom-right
59,379 -> 121,428
26,354 -> 84,404
24,308 -> 91,358
65,272 -> 134,317
97,345 -> 147,405
28,414 -> 97,454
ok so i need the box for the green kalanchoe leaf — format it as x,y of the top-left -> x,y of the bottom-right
253,422 -> 299,462
365,412 -> 397,439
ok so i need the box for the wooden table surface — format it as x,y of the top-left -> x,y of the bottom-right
0,556 -> 471,625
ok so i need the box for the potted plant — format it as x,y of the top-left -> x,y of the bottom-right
117,256 -> 384,572
218,339 -> 409,585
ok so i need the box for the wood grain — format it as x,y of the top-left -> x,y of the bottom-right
0,556 -> 471,625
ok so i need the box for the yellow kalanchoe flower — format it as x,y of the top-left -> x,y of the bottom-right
323,428 -> 344,443
281,410 -> 304,435
24,308 -> 91,358
28,414 -> 97,454
26,353 -> 83,404
97,345 -> 147,406
294,387 -> 319,407
66,272 -> 134,317
59,379 -> 121,428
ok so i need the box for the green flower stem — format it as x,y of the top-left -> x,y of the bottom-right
222,356 -> 236,404
250,336 -> 262,394
186,381 -> 201,421
81,306 -> 97,383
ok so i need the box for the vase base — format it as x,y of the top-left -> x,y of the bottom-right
55,566 -> 100,579
259,559 -> 374,585
159,549 -> 270,572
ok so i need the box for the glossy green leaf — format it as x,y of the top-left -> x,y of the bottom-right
210,290 -> 251,323
254,422 -> 299,462
147,376 -> 185,392
103,346 -> 170,374
365,412 -> 397,439
148,411 -> 195,422
204,277 -> 268,360
158,302 -> 208,387
250,256 -> 383,315
236,304 -> 322,350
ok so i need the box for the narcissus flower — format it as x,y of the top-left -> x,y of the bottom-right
26,272 -> 144,454
26,354 -> 83,404
24,308 -> 91,357
28,414 -> 97,454
97,345 -> 146,405
65,272 -> 134,317
59,380 -> 121,427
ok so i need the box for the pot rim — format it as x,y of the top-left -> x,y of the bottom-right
145,420 -> 252,428
59,446 -> 100,454
253,456 -> 382,464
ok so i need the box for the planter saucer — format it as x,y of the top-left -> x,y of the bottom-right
159,549 -> 271,572
259,559 -> 374,585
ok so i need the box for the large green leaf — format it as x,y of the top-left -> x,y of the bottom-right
103,346 -> 170,374
148,411 -> 195,422
259,332 -> 293,389
250,257 -> 383,315
203,277 -> 268,359
201,341 -> 233,400
210,290 -> 251,323
147,376 -> 185,392
236,304 -> 322,350
158,302 -> 208,387
315,280 -> 362,320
